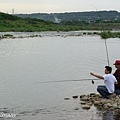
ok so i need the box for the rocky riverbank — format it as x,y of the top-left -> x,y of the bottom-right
80,93 -> 120,110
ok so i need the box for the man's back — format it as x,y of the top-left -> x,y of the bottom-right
103,74 -> 117,93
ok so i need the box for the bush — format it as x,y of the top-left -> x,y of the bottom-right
4,34 -> 13,37
100,31 -> 120,39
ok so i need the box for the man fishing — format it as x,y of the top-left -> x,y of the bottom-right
113,60 -> 120,95
90,66 -> 117,99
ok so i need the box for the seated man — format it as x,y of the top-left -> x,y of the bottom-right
90,66 -> 117,99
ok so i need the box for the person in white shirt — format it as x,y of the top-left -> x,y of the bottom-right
90,66 -> 117,99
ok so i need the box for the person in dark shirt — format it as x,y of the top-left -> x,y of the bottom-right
113,60 -> 120,95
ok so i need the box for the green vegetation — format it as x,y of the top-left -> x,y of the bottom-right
0,12 -> 92,32
99,31 -> 120,39
4,34 -> 13,37
0,12 -> 120,39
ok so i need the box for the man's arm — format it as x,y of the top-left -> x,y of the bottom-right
90,72 -> 104,79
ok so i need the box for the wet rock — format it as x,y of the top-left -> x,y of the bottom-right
101,99 -> 108,104
75,107 -> 79,110
103,104 -> 109,109
80,101 -> 87,105
81,104 -> 91,109
109,93 -> 116,99
94,101 -> 101,105
105,103 -> 113,108
64,98 -> 70,100
80,94 -> 87,98
87,102 -> 93,106
80,96 -> 89,101
72,95 -> 78,98
90,93 -> 96,97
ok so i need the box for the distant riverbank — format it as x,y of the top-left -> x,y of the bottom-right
0,31 -> 120,40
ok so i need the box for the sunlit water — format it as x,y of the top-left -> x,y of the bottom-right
0,32 -> 120,120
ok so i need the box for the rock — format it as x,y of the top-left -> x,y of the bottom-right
90,93 -> 96,97
109,93 -> 116,99
64,98 -> 70,100
101,99 -> 108,104
105,103 -> 113,108
103,104 -> 109,109
87,102 -> 93,106
75,107 -> 79,110
95,94 -> 102,98
80,95 -> 87,98
80,96 -> 89,101
94,101 -> 101,105
80,101 -> 87,105
72,95 -> 78,98
112,103 -> 118,109
81,104 -> 91,109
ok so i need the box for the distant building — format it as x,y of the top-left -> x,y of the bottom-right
54,17 -> 61,23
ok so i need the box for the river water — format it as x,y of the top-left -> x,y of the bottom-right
0,32 -> 120,120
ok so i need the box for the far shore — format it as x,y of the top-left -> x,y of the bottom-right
0,31 -> 120,40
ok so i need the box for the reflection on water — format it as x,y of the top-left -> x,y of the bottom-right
0,32 -> 120,120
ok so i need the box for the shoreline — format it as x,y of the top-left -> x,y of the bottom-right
0,31 -> 120,40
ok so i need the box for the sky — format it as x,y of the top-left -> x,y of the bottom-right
0,0 -> 120,14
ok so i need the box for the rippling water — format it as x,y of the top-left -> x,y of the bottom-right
0,32 -> 120,120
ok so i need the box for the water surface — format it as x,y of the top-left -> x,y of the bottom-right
0,32 -> 120,120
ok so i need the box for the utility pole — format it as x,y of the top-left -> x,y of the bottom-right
12,8 -> 14,15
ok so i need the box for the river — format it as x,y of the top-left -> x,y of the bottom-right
0,32 -> 120,120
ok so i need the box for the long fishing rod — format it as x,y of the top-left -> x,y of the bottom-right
40,78 -> 101,84
85,4 -> 110,66
104,38 -> 110,66
96,7 -> 110,66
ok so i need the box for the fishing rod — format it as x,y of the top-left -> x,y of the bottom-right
40,78 -> 101,84
85,4 -> 110,66
104,37 -> 110,66
96,7 -> 110,66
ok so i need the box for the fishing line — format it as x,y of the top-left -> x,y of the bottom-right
85,4 -> 110,66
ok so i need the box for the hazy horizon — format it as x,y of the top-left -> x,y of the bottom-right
1,9 -> 120,15
0,0 -> 120,14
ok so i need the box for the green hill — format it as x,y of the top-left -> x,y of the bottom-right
0,12 -> 90,32
0,12 -> 120,32
0,12 -> 58,32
